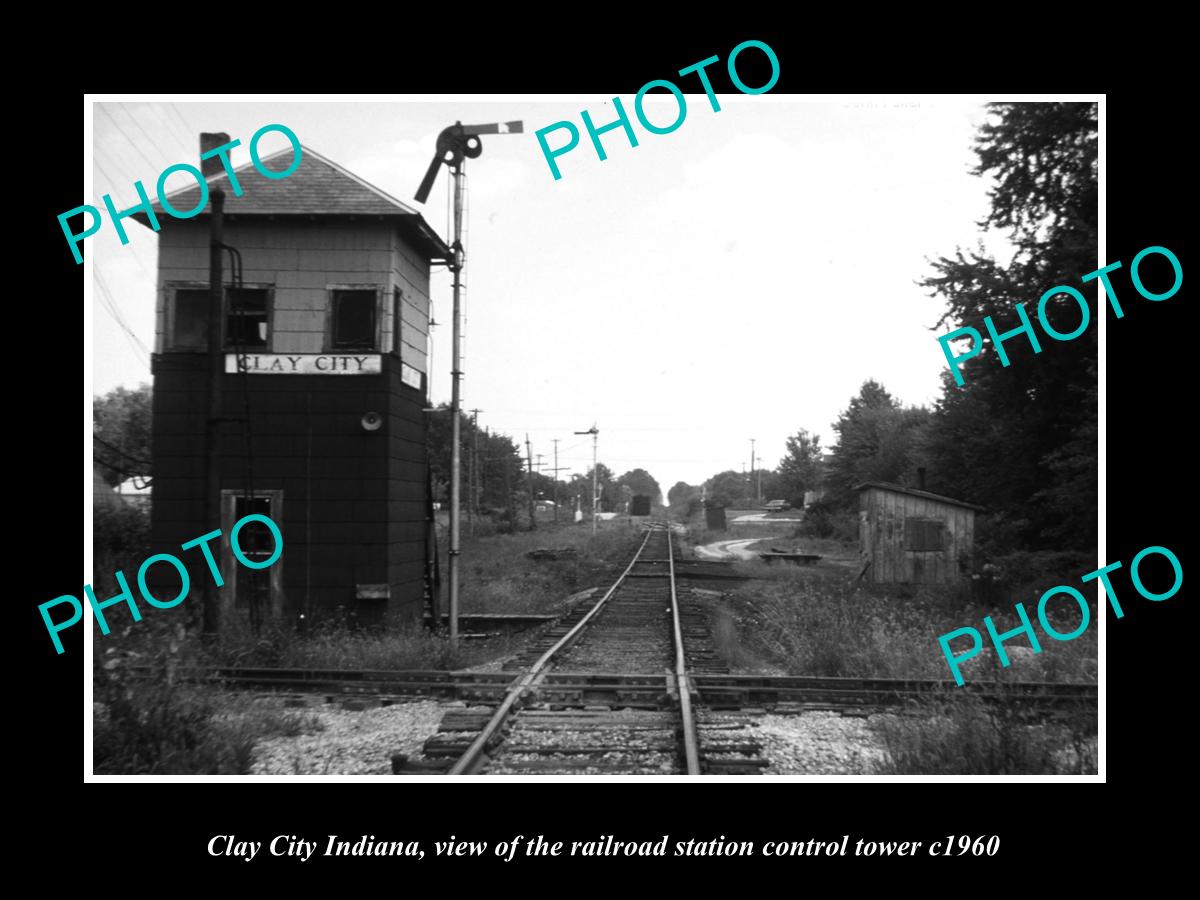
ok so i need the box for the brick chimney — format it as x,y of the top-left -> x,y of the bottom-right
200,133 -> 231,178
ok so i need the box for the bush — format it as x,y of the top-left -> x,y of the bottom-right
985,549 -> 1092,597
796,498 -> 856,541
94,501 -> 150,574
93,638 -> 324,775
95,671 -> 252,774
870,691 -> 1096,774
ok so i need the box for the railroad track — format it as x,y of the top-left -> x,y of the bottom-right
157,667 -> 1096,712
126,522 -> 1098,775
419,522 -> 717,775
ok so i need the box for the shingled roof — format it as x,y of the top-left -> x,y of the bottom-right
132,145 -> 450,261
853,481 -> 985,511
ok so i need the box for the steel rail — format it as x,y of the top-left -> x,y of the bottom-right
667,523 -> 702,775
446,523 -> 660,776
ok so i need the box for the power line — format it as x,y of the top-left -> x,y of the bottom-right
96,104 -> 161,176
94,272 -> 150,368
97,302 -> 150,368
93,454 -> 148,482
148,102 -> 199,157
168,103 -> 198,139
95,286 -> 143,353
118,102 -> 182,170
93,146 -> 155,199
94,157 -> 126,194
95,268 -> 148,350
93,434 -> 152,468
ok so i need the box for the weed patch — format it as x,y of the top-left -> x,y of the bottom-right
869,691 -> 1096,774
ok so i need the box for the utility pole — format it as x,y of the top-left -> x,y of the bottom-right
750,438 -> 757,504
525,434 -> 537,531
482,426 -> 490,517
575,425 -> 599,536
552,439 -> 561,524
413,118 -> 522,650
503,437 -> 517,533
202,133 -> 227,641
468,409 -> 482,536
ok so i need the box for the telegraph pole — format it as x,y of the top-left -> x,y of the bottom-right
525,434 -> 537,531
552,439 -> 561,524
575,425 -> 599,535
503,435 -> 517,532
750,438 -> 757,504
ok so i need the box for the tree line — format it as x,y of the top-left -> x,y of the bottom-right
672,103 -> 1097,566
424,404 -> 663,530
95,104 -> 1095,564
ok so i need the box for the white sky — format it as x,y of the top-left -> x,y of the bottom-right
90,96 -> 1011,489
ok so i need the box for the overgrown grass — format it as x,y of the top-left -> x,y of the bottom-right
869,691 -> 1097,774
94,651 -> 325,775
449,519 -> 642,614
720,569 -> 1097,684
198,612 -> 475,669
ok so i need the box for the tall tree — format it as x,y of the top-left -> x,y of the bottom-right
425,404 -> 525,512
667,481 -> 699,506
825,380 -> 929,506
570,463 -> 616,513
93,383 -> 152,486
777,429 -> 823,503
704,469 -> 749,507
615,468 -> 662,503
920,102 -> 1097,555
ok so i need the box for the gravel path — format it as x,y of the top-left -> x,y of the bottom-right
251,700 -> 444,775
694,539 -> 760,560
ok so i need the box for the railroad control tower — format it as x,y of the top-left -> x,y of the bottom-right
136,139 -> 450,630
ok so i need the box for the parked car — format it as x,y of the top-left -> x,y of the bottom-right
763,499 -> 791,512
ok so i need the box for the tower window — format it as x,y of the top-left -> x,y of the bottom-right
331,289 -> 378,349
225,288 -> 270,349
170,288 -> 209,351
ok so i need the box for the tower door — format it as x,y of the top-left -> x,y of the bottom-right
220,489 -> 285,628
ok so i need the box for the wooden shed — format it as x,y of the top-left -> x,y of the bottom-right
854,481 -> 983,584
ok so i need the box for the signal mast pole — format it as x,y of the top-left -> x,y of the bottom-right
575,425 -> 599,536
414,119 -> 522,649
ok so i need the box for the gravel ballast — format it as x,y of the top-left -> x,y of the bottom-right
753,712 -> 887,775
251,700 -> 444,775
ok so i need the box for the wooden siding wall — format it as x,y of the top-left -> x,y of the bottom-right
391,228 -> 430,376
154,220 -> 431,377
149,327 -> 430,624
859,487 -> 975,584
